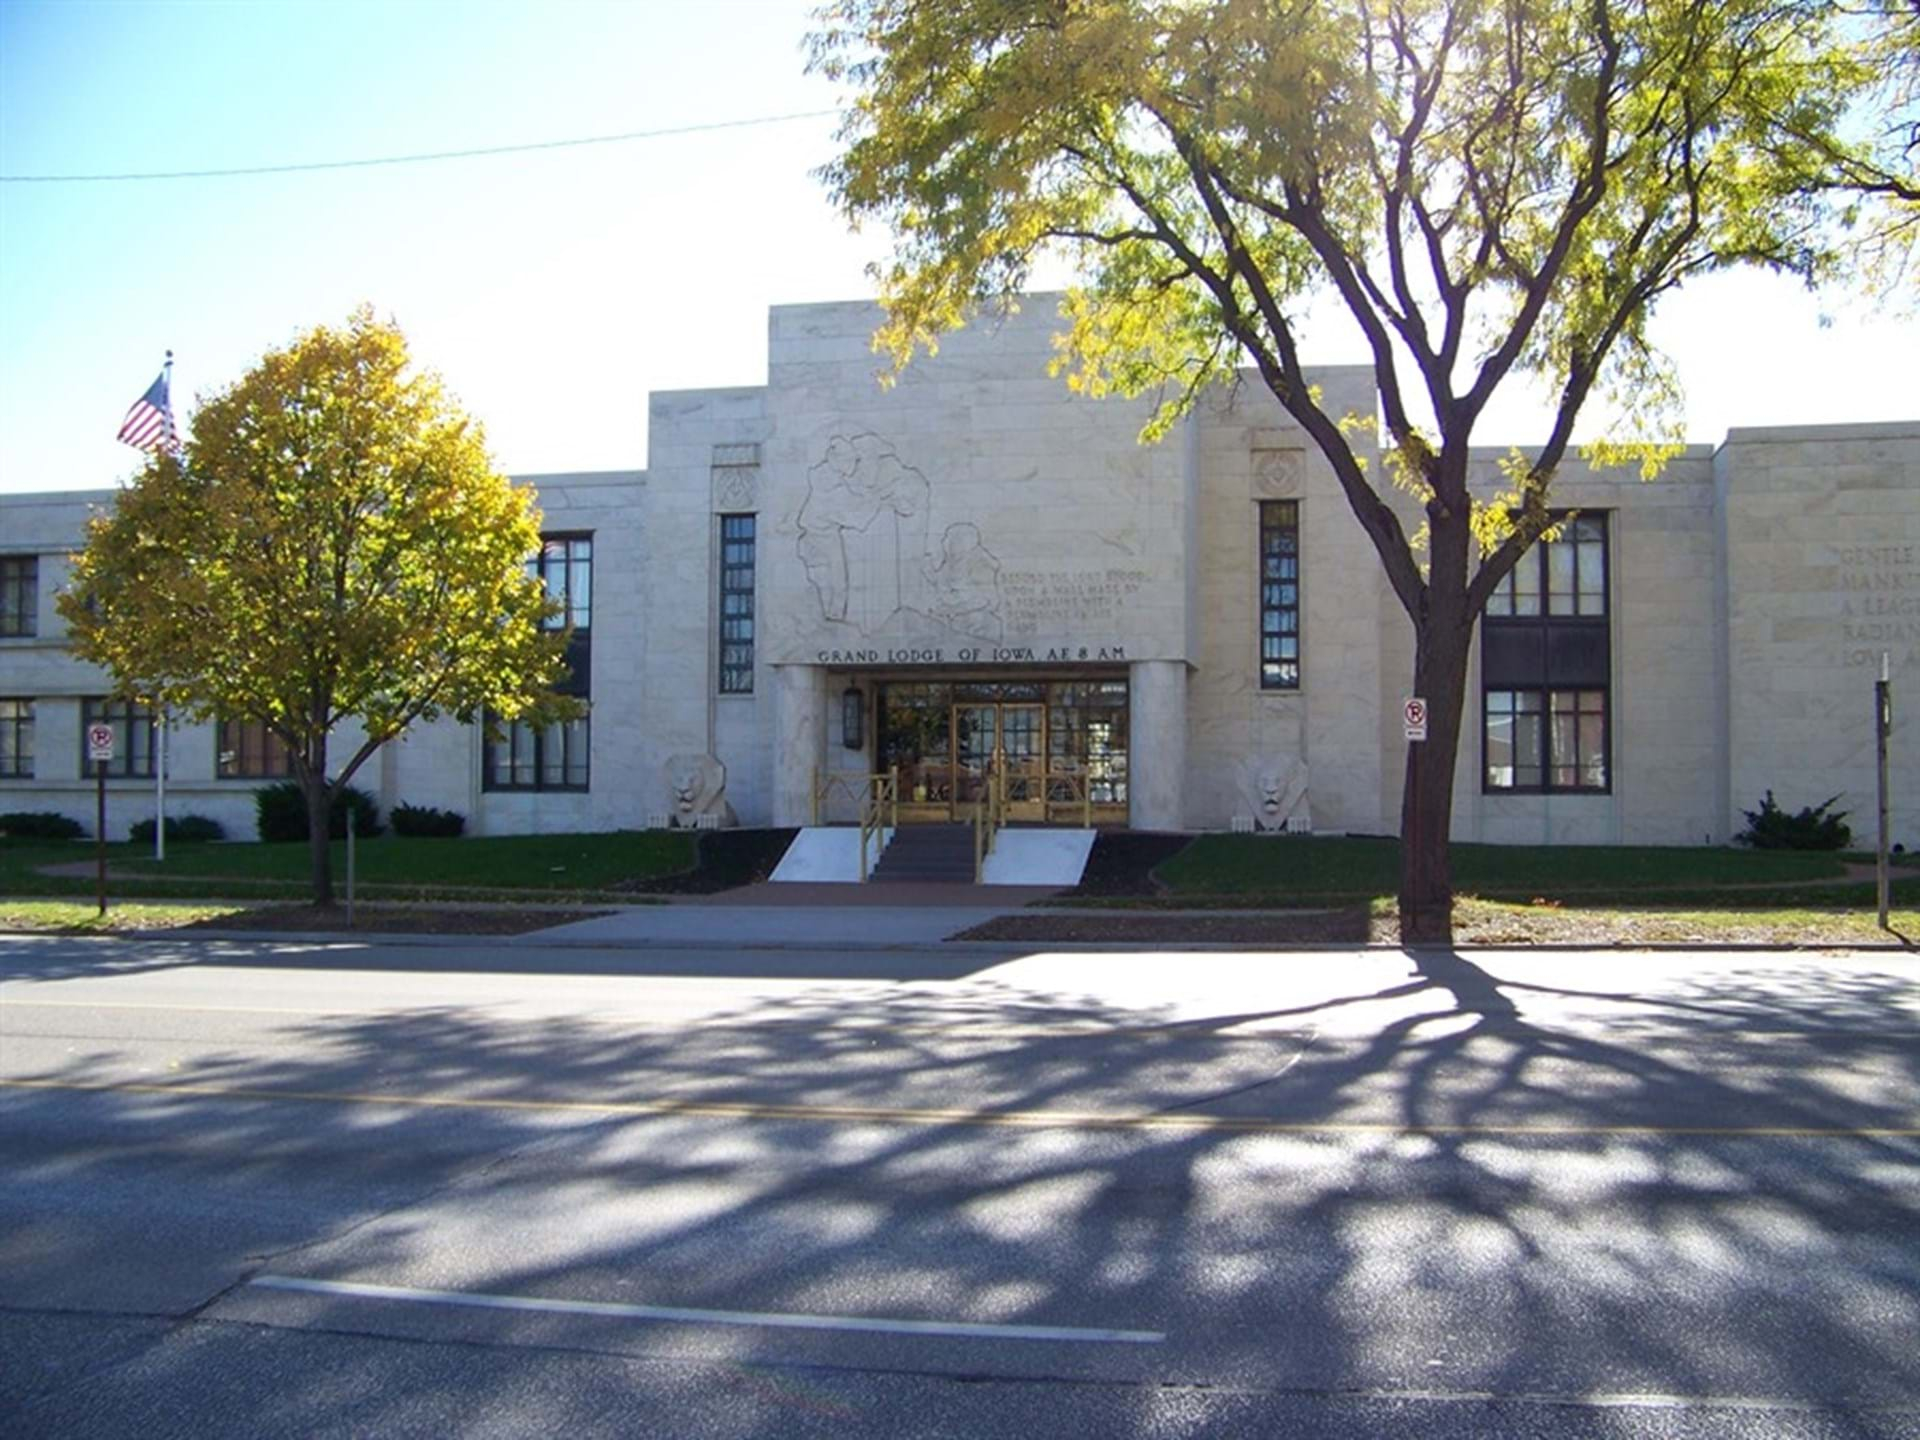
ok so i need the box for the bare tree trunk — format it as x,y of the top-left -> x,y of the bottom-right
1398,508 -> 1474,947
305,730 -> 333,907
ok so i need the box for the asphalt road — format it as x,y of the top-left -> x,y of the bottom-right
2,934 -> 1917,1438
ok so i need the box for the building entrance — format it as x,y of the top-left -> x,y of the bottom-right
879,677 -> 1129,825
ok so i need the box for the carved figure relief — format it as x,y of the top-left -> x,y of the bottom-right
922,522 -> 1003,642
662,753 -> 737,828
798,433 -> 933,626
1237,753 -> 1310,831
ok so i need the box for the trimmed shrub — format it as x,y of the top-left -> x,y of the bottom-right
129,814 -> 226,845
1737,790 -> 1852,851
390,803 -> 465,838
254,781 -> 384,843
0,811 -> 86,841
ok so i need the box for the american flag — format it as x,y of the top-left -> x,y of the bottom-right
117,354 -> 181,454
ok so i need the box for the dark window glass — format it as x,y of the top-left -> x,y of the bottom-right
81,697 -> 157,778
0,556 -> 35,637
719,514 -> 755,694
0,698 -> 32,778
484,712 -> 590,792
1259,502 -> 1300,689
218,718 -> 299,778
1484,514 -> 1610,794
531,535 -> 592,632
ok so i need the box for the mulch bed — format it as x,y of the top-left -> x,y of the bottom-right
1062,830 -> 1195,897
612,828 -> 800,895
957,903 -> 1912,947
177,905 -> 607,935
957,908 -> 1374,945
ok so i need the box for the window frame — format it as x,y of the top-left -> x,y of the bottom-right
216,717 -> 300,780
0,698 -> 33,779
0,555 -> 36,638
483,711 -> 591,793
1481,513 -> 1613,795
1257,500 -> 1301,691
718,513 -> 756,696
81,696 -> 158,779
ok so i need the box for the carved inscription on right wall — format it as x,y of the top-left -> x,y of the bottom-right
1835,542 -> 1920,669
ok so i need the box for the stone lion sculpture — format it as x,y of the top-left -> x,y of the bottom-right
1237,754 -> 1310,832
662,753 -> 737,828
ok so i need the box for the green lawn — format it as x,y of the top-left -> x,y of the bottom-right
1154,835 -> 1862,904
2,829 -> 697,901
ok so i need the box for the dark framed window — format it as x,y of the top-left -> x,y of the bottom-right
485,713 -> 591,792
81,697 -> 157,778
0,556 -> 35,637
532,535 -> 592,632
218,718 -> 299,779
1259,502 -> 1300,689
487,534 -> 593,792
719,514 -> 756,694
0,699 -> 32,778
1482,514 -> 1611,792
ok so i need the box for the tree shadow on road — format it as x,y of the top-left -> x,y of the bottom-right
4,948 -> 1918,1435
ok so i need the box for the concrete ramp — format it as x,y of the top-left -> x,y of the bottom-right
769,826 -> 895,883
980,829 -> 1097,887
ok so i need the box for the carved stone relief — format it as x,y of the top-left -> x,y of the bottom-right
1237,753 -> 1310,831
1253,448 -> 1304,499
713,468 -> 759,512
662,752 -> 737,828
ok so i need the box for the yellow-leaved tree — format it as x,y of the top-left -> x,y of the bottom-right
813,0 -> 1909,943
59,309 -> 577,904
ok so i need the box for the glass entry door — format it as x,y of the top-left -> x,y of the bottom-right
953,703 -> 998,817
997,704 -> 1046,820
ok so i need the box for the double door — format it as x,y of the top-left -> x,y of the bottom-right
953,702 -> 1045,821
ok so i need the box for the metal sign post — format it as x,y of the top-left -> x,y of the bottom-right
87,723 -> 115,916
1877,654 -> 1893,931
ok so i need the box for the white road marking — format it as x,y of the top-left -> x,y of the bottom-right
247,1274 -> 1165,1344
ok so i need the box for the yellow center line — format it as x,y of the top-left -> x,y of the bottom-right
2,1076 -> 1915,1139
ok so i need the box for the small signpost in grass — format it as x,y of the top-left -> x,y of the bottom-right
1877,655 -> 1893,931
87,722 -> 115,916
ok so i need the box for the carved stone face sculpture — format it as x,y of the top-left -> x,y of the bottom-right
1238,754 -> 1309,831
663,753 -> 729,824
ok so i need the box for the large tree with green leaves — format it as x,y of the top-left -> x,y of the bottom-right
814,0 -> 1890,942
60,309 -> 576,904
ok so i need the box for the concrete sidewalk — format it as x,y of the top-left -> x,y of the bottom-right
525,882 -> 1058,947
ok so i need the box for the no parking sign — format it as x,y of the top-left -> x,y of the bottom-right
1403,697 -> 1428,742
86,723 -> 116,763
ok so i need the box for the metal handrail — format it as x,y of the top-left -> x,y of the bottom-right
1041,767 -> 1095,828
972,764 -> 1006,883
811,767 -> 898,828
856,766 -> 898,882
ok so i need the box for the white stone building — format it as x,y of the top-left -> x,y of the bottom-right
1,297 -> 1914,850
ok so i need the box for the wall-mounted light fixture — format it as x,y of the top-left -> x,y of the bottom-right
842,685 -> 865,751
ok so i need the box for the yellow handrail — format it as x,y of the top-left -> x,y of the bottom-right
856,765 -> 899,882
1042,768 -> 1095,828
973,764 -> 1007,882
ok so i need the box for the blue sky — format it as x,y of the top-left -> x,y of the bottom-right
2,0 -> 1913,496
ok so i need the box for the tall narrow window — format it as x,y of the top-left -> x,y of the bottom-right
0,699 -> 32,778
1258,501 -> 1300,689
486,533 -> 592,791
719,514 -> 756,695
82,697 -> 157,778
1482,514 -> 1611,793
0,556 -> 35,637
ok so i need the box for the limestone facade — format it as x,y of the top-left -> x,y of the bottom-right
1,298 -> 1913,850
